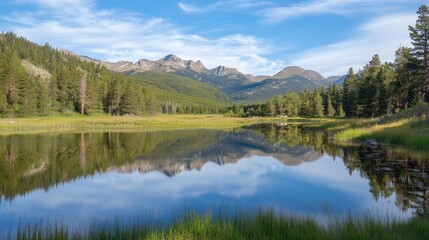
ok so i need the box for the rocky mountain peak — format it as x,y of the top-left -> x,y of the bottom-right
187,59 -> 206,72
211,66 -> 241,76
211,66 -> 226,76
162,54 -> 181,62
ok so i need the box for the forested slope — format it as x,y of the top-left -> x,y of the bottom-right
131,71 -> 231,114
0,33 -> 230,117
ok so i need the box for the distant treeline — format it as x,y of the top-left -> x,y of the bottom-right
234,5 -> 429,118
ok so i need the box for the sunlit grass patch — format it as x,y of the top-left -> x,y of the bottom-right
0,114 -> 277,134
334,118 -> 429,150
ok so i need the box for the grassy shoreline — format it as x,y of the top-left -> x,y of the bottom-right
11,210 -> 429,240
317,118 -> 429,152
0,114 -> 328,135
0,114 -> 267,134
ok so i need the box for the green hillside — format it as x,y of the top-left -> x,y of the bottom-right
0,32 -> 158,117
164,69 -> 251,94
130,71 -> 231,113
232,76 -> 319,103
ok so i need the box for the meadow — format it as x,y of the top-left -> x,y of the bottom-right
0,114 -> 272,134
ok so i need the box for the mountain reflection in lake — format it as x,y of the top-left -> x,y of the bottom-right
0,124 -> 428,232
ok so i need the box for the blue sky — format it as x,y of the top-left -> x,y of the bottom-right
0,0 -> 425,76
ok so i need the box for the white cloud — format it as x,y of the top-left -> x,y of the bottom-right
177,0 -> 273,14
289,14 -> 416,76
177,3 -> 205,13
259,0 -> 420,23
3,0 -> 282,75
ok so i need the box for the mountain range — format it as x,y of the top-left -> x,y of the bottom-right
2,32 -> 346,116
78,53 -> 345,103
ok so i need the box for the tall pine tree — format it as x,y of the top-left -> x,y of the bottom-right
392,47 -> 419,111
409,5 -> 429,102
342,67 -> 359,117
360,55 -> 382,118
326,95 -> 335,117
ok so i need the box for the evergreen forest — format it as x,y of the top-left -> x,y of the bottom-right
236,5 -> 429,118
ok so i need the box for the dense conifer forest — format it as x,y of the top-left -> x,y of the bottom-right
0,32 -> 157,117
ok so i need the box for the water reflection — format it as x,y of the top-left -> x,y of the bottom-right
250,123 -> 429,217
0,124 -> 428,232
0,128 -> 321,201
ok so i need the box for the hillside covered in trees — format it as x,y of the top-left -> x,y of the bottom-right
0,33 -> 230,117
236,5 -> 429,118
132,71 -> 230,114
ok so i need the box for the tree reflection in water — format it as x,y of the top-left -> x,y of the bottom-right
0,124 -> 428,216
251,123 -> 429,217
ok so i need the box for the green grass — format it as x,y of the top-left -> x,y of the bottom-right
11,209 -> 429,240
330,103 -> 429,151
334,118 -> 429,151
0,115 -> 324,135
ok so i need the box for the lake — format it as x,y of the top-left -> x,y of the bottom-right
0,124 -> 428,234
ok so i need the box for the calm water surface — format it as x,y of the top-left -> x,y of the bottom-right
0,124 -> 428,233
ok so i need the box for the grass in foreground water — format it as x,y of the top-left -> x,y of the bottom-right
11,209 -> 429,240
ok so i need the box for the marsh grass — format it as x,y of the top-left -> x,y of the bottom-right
0,114 -> 283,135
330,103 -> 429,151
11,209 -> 429,240
334,118 -> 429,151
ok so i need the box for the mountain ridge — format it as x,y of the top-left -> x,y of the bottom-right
93,54 -> 337,83
62,49 -> 344,103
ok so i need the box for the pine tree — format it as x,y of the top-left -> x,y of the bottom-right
79,70 -> 87,115
120,82 -> 140,115
265,98 -> 275,116
0,49 -> 9,116
326,95 -> 335,117
342,68 -> 359,117
16,72 -> 37,117
284,92 -> 300,116
49,73 -> 59,113
275,96 -> 285,115
3,51 -> 19,116
109,77 -> 123,115
377,62 -> 394,115
360,55 -> 382,117
392,47 -> 419,111
312,88 -> 324,117
331,84 -> 343,116
1,50 -> 37,117
35,78 -> 50,115
409,5 -> 429,102
143,87 -> 157,114
299,90 -> 312,116
56,65 -> 79,113
338,103 -> 345,117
